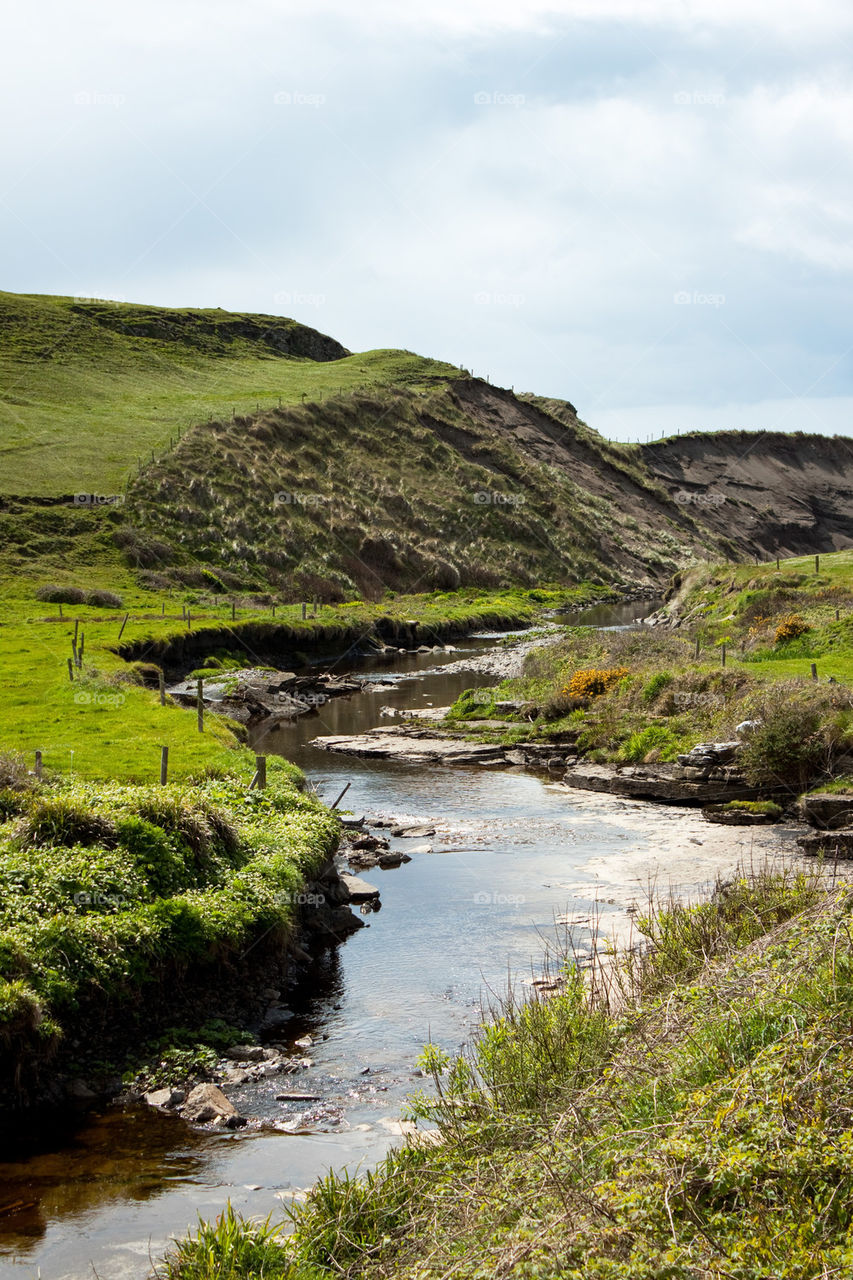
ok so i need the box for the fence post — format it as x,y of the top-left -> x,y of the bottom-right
811,663 -> 818,681
694,635 -> 700,660
159,670 -> 166,706
232,601 -> 236,621
58,603 -> 63,619
118,613 -> 129,640
160,746 -> 169,785
187,609 -> 191,630
197,678 -> 204,732
776,556 -> 780,570
252,755 -> 267,790
34,750 -> 42,780
301,603 -> 307,620
74,619 -> 79,648
815,554 -> 820,573
67,657 -> 74,681
720,643 -> 726,667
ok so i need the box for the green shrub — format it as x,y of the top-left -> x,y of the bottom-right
17,795 -> 117,849
642,671 -> 673,704
739,705 -> 825,791
620,723 -> 683,762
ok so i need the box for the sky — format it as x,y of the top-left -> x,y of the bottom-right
3,0 -> 852,441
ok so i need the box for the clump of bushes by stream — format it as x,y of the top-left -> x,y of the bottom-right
0,753 -> 337,1103
165,866 -> 853,1278
444,603 -> 853,793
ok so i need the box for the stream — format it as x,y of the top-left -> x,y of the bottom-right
0,599 -> 802,1279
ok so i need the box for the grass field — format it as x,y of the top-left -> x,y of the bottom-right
0,292 -> 461,496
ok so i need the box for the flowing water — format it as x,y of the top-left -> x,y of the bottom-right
3,597 -> 754,1280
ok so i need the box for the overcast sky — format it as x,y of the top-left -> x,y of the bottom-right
3,0 -> 852,440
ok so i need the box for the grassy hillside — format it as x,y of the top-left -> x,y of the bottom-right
0,292 -> 459,496
165,868 -> 853,1279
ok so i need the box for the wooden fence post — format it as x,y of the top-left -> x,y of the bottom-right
34,750 -> 42,780
159,671 -> 166,706
160,746 -> 169,785
250,755 -> 267,790
118,613 -> 129,640
74,619 -> 79,648
301,603 -> 307,620
197,678 -> 204,732
721,643 -> 726,667
811,663 -> 818,681
694,635 -> 700,660
815,555 -> 820,573
67,657 -> 74,681
231,601 -> 236,621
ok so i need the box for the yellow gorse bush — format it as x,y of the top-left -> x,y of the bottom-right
563,666 -> 630,700
774,613 -> 810,644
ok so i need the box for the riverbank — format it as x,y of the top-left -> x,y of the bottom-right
167,861 -> 853,1279
0,758 -> 356,1117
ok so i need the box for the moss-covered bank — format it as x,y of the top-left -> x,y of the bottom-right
0,756 -> 341,1111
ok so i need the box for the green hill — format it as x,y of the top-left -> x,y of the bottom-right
1,290 -> 851,601
0,291 -> 458,496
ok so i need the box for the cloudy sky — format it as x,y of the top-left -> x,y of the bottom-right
3,0 -> 852,440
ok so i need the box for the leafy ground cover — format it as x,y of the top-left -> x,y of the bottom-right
0,756 -> 334,1101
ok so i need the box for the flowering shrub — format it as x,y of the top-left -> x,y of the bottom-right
774,614 -> 810,644
564,667 -> 630,701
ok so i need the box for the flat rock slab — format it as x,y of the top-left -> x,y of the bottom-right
390,823 -> 436,838
340,873 -> 381,902
312,729 -> 507,766
563,762 -> 765,806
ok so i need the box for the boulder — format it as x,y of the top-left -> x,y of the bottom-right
797,831 -> 853,859
800,793 -> 853,830
183,1083 -> 244,1127
340,874 -> 381,903
390,823 -> 436,838
143,1086 -> 181,1109
226,1044 -> 266,1062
